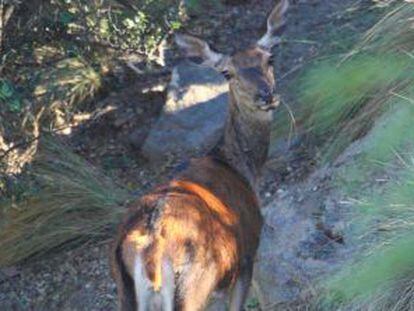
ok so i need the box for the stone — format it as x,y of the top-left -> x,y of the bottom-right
141,61 -> 229,162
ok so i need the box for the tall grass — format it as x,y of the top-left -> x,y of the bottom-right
0,137 -> 130,266
299,54 -> 411,160
295,2 -> 414,161
297,3 -> 414,309
321,153 -> 414,309
33,57 -> 102,107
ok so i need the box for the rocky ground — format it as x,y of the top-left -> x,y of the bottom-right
0,0 -> 381,310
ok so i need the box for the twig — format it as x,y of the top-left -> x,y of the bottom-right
0,0 -> 17,52
126,61 -> 144,75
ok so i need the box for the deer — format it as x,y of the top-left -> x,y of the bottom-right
111,0 -> 289,310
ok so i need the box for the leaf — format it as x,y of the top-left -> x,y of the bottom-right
170,21 -> 182,31
0,80 -> 13,99
59,11 -> 74,25
8,98 -> 22,113
99,18 -> 109,36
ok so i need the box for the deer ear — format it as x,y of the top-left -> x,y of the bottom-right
175,34 -> 228,71
257,0 -> 289,50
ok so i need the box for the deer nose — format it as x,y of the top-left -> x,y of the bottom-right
258,89 -> 274,104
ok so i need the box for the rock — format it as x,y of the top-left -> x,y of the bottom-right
253,175 -> 344,307
0,266 -> 19,279
141,62 -> 229,162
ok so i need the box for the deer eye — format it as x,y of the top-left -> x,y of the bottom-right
221,70 -> 232,80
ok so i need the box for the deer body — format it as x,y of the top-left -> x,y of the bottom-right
111,1 -> 289,310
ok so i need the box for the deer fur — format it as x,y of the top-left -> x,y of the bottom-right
111,1 -> 289,310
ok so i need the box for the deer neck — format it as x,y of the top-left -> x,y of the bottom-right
210,88 -> 272,189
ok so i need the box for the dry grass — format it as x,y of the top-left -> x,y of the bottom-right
0,137 -> 130,267
33,57 -> 102,107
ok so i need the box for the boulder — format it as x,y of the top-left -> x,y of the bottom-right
141,62 -> 229,162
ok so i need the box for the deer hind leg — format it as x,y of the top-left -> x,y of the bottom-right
160,258 -> 175,311
178,262 -> 218,311
133,256 -> 175,311
229,259 -> 254,311
133,256 -> 151,311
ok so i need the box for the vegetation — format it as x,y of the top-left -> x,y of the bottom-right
291,2 -> 414,309
317,153 -> 414,310
0,0 -> 184,177
1,0 -> 414,310
0,137 -> 130,266
0,0 -> 210,266
299,55 -> 412,161
294,3 -> 414,162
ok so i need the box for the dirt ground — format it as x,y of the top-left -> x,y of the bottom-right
0,0 -> 379,310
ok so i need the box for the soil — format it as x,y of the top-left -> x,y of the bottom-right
0,0 -> 380,310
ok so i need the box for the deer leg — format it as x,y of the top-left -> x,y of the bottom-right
179,262 -> 218,311
160,259 -> 175,311
133,256 -> 151,311
229,259 -> 253,311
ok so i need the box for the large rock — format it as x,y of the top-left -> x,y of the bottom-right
141,62 -> 229,162
254,175 -> 344,308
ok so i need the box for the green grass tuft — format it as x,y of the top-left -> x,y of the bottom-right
0,137 -> 131,267
299,54 -> 410,154
293,3 -> 414,309
292,2 -> 414,161
323,155 -> 414,308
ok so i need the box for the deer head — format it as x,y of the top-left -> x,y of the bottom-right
175,0 -> 289,113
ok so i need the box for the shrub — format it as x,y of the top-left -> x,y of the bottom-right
298,3 -> 414,309
295,2 -> 414,161
0,137 -> 131,266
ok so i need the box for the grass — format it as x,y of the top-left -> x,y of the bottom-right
33,57 -> 102,107
299,54 -> 411,161
0,137 -> 131,267
282,2 -> 414,162
294,3 -> 414,309
321,153 -> 414,309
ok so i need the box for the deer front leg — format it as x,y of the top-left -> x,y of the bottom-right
229,258 -> 254,311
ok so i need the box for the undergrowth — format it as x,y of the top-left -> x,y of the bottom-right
293,3 -> 414,309
274,2 -> 414,163
321,152 -> 414,310
0,137 -> 131,266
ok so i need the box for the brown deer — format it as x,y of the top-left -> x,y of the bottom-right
111,0 -> 289,310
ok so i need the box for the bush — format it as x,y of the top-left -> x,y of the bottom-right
323,156 -> 414,310
295,2 -> 414,161
0,137 -> 131,266
296,3 -> 414,309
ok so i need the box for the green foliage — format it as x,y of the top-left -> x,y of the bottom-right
52,0 -> 183,55
297,54 -> 413,161
0,79 -> 21,113
0,0 -> 184,160
323,154 -> 414,308
355,2 -> 414,53
300,55 -> 409,135
184,0 -> 222,14
293,2 -> 414,161
300,3 -> 414,309
330,90 -> 414,197
33,57 -> 102,107
362,95 -> 414,164
326,237 -> 414,301
0,137 -> 131,266
246,297 -> 260,309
